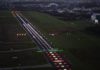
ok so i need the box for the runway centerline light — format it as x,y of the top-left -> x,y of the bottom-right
59,63 -> 62,65
55,58 -> 58,60
53,56 -> 56,58
51,54 -> 54,55
50,52 -> 53,54
61,65 -> 64,67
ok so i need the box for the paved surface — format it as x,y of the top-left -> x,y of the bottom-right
0,64 -> 51,70
0,48 -> 37,53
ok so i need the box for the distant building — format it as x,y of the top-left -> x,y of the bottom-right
91,13 -> 100,24
2,0 -> 99,3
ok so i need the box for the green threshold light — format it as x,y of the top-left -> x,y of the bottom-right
37,48 -> 63,53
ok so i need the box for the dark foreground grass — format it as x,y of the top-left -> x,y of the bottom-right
22,11 -> 100,70
0,51 -> 47,67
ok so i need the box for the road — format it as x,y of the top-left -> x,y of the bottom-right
0,48 -> 37,53
0,64 -> 51,70
12,11 -> 71,70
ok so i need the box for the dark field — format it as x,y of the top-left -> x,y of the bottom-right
22,11 -> 100,70
0,11 -> 52,69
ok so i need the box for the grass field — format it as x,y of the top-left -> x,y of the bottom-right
0,11 -> 51,69
22,11 -> 100,70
